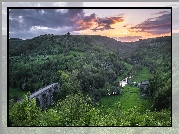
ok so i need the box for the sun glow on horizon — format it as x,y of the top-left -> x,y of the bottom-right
120,29 -> 131,34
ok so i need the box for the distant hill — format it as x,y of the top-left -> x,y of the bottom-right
9,34 -> 171,58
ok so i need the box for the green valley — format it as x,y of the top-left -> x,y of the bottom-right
8,34 -> 171,126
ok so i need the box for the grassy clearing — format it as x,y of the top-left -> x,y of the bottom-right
9,88 -> 29,99
97,94 -> 121,111
120,61 -> 133,70
130,67 -> 153,82
118,85 -> 152,111
97,85 -> 152,113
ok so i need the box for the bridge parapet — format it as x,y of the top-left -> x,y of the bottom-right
30,82 -> 59,99
15,82 -> 60,110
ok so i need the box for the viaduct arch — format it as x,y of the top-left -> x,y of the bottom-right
29,82 -> 60,109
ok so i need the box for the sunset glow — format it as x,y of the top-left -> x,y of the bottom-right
9,8 -> 171,42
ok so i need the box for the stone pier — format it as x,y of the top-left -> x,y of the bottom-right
30,82 -> 60,109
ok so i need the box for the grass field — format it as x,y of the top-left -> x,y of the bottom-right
120,61 -> 133,70
130,67 -> 153,82
97,85 -> 152,113
119,85 -> 152,111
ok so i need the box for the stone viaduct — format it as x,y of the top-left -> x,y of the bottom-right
29,82 -> 60,110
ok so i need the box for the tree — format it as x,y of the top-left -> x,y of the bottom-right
54,70 -> 81,100
9,93 -> 43,126
67,32 -> 70,36
54,93 -> 93,126
152,86 -> 171,111
63,47 -> 69,56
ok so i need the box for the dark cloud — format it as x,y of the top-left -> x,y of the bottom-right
9,9 -> 125,38
72,13 -> 96,31
5,2 -> 83,35
130,11 -> 171,35
9,9 -> 84,32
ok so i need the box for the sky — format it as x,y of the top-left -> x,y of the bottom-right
3,2 -> 178,42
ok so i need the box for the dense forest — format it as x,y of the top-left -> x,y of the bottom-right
8,33 -> 171,126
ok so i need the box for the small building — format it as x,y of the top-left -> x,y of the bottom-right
139,80 -> 149,93
141,80 -> 149,85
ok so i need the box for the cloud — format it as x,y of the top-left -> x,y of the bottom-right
3,2 -> 82,35
9,9 -> 84,32
9,9 -> 125,38
9,26 -> 79,39
91,15 -> 124,31
129,11 -> 171,35
72,13 -> 97,31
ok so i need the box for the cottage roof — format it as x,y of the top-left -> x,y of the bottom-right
141,80 -> 149,85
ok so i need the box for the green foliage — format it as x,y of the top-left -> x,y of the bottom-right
9,93 -> 43,126
54,70 -> 81,100
9,35 -> 171,126
9,88 -> 28,99
129,37 -> 171,111
54,93 -> 94,126
9,92 -> 171,126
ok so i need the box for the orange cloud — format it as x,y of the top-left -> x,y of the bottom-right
71,12 -> 125,31
91,16 -> 124,31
